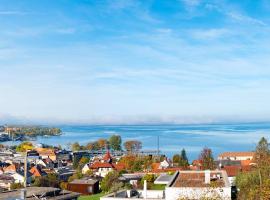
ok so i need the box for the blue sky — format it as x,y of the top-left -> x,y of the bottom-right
0,0 -> 270,124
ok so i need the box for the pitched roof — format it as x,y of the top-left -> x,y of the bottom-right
223,166 -> 242,177
90,162 -> 114,169
151,163 -> 160,171
151,167 -> 183,173
35,148 -> 56,156
112,163 -> 125,171
29,166 -> 47,177
103,150 -> 112,161
218,152 -> 255,158
240,160 -> 254,166
3,164 -> 17,173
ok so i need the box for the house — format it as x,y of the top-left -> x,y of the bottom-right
159,158 -> 171,169
218,152 -> 254,161
8,171 -> 31,184
190,159 -> 203,170
0,174 -> 15,190
223,165 -> 251,186
90,162 -> 115,177
67,177 -> 99,195
101,170 -> 231,200
0,187 -> 80,200
55,166 -> 76,181
165,170 -> 231,200
56,149 -> 71,163
87,151 -> 125,177
3,164 -> 17,173
29,165 -> 47,177
35,148 -> 57,161
151,162 -> 182,173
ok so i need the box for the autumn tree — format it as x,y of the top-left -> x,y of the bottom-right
124,140 -> 142,153
77,157 -> 90,170
16,142 -> 34,152
199,147 -> 215,170
86,141 -> 99,151
109,135 -> 122,151
236,137 -> 270,200
255,137 -> 270,168
98,138 -> 108,150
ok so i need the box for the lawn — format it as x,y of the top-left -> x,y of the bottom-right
78,192 -> 105,200
150,184 -> 166,190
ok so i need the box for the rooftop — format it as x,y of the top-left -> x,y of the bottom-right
0,187 -> 80,200
171,170 -> 230,188
218,152 -> 254,158
69,177 -> 98,185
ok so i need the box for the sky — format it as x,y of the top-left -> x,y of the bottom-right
1,0 -> 270,125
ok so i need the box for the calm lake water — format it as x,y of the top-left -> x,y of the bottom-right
4,123 -> 270,161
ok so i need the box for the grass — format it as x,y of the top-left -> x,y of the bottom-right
78,192 -> 105,200
150,184 -> 166,190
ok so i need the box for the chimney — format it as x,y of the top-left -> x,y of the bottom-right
205,170 -> 211,184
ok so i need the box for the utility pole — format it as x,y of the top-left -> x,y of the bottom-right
24,152 -> 27,188
157,136 -> 160,156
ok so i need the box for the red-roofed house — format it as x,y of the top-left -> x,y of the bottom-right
82,151 -> 126,177
223,165 -> 252,186
29,166 -> 47,177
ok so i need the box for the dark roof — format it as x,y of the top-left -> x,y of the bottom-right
0,187 -> 80,200
69,178 -> 98,185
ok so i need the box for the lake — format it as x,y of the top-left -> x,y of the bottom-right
4,123 -> 270,161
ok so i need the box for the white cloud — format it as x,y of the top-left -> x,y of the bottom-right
227,12 -> 267,26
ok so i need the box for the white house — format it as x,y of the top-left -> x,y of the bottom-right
100,170 -> 231,200
218,152 -> 254,161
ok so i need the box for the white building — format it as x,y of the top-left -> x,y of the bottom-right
101,170 -> 231,200
218,152 -> 254,161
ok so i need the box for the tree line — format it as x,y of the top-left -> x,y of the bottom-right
70,135 -> 143,153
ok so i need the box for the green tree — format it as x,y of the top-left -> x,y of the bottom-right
109,135 -> 122,151
100,171 -> 122,193
173,154 -> 181,164
33,173 -> 59,188
179,149 -> 189,167
71,142 -> 81,151
199,147 -> 215,170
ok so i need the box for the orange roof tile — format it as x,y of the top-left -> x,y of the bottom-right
90,162 -> 114,169
223,166 -> 241,177
29,166 -> 42,177
112,163 -> 126,171
240,160 -> 254,166
4,164 -> 17,172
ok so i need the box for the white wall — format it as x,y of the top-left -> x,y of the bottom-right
165,187 -> 231,200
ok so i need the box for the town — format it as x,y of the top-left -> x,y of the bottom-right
0,127 -> 268,200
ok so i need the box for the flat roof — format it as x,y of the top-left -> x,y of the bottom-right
70,178 -> 98,185
0,187 -> 80,200
154,174 -> 173,185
